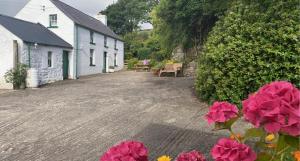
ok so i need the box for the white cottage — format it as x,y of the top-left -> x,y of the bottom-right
16,0 -> 125,79
0,15 -> 73,89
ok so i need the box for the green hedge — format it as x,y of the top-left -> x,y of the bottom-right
196,0 -> 300,105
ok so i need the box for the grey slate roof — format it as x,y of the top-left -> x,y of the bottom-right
50,0 -> 122,41
0,15 -> 73,49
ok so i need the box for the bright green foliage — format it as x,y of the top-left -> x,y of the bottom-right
4,64 -> 28,89
127,58 -> 139,70
102,0 -> 158,35
196,0 -> 300,104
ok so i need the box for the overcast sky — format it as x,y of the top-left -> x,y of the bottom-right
0,0 -> 115,17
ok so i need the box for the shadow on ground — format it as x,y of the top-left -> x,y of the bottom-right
132,123 -> 225,160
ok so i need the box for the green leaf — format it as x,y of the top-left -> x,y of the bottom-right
256,152 -> 272,161
284,135 -> 300,149
244,128 -> 265,139
214,117 -> 239,130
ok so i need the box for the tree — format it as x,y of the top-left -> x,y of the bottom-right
151,0 -> 230,54
102,0 -> 159,35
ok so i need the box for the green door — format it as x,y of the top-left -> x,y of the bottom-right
103,52 -> 107,73
63,51 -> 69,79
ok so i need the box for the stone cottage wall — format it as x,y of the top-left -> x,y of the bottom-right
22,44 -> 66,85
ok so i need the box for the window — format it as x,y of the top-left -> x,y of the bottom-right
90,31 -> 94,44
104,36 -> 108,47
114,53 -> 117,67
48,52 -> 52,67
49,14 -> 57,27
90,49 -> 95,66
114,40 -> 117,50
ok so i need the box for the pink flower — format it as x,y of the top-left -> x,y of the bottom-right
100,141 -> 148,161
243,81 -> 300,136
205,102 -> 239,124
176,150 -> 206,161
211,138 -> 257,161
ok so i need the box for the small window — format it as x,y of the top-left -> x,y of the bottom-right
49,14 -> 57,27
114,53 -> 117,67
90,49 -> 95,66
90,31 -> 94,44
104,36 -> 108,47
114,40 -> 117,50
48,52 -> 52,67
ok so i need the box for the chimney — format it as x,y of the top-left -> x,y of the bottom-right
95,13 -> 107,25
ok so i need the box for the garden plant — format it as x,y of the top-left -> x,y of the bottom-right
99,81 -> 300,161
4,64 -> 28,89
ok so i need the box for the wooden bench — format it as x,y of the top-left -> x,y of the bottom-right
135,64 -> 150,72
159,63 -> 183,77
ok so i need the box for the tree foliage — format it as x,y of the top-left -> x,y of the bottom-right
102,0 -> 159,35
196,0 -> 300,104
151,0 -> 230,53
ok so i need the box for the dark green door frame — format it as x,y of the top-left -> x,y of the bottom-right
63,51 -> 69,79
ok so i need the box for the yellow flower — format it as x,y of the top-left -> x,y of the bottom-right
294,151 -> 300,161
230,133 -> 242,141
265,134 -> 275,142
157,155 -> 172,161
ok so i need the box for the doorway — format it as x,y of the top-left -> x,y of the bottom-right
63,51 -> 69,79
103,51 -> 107,73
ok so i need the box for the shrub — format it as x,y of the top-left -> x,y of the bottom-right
127,58 -> 139,70
4,64 -> 28,89
195,0 -> 300,105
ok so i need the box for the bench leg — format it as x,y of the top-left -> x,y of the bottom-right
175,72 -> 177,77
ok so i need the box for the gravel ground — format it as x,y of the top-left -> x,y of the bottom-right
0,71 -> 235,161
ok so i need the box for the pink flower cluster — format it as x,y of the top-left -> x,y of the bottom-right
211,138 -> 257,161
205,102 -> 239,124
176,150 -> 206,161
100,141 -> 148,161
243,81 -> 300,136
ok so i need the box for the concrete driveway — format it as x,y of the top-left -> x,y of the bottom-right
0,71 -> 225,161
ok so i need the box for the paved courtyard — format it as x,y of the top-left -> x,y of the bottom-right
0,71 -> 226,161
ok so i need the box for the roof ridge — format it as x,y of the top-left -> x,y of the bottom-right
50,0 -> 105,25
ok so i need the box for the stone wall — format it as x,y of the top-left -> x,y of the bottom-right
22,44 -> 65,85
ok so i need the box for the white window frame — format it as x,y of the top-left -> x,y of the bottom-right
104,36 -> 108,47
90,49 -> 95,66
49,14 -> 57,27
48,51 -> 53,68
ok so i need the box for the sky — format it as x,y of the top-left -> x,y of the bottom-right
0,0 -> 152,29
0,0 -> 115,16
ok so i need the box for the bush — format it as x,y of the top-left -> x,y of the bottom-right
127,58 -> 139,70
137,47 -> 151,60
196,0 -> 300,105
4,64 -> 28,89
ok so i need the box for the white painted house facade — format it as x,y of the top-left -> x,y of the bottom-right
16,0 -> 124,79
0,15 -> 72,89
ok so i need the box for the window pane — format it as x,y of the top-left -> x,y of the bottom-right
90,31 -> 94,43
48,52 -> 52,67
104,36 -> 107,47
90,49 -> 94,66
50,14 -> 57,27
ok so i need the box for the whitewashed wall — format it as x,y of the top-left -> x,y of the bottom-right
16,0 -> 76,79
0,25 -> 24,89
22,44 -> 70,85
77,26 -> 124,76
